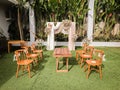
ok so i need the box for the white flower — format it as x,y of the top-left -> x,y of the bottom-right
82,38 -> 91,45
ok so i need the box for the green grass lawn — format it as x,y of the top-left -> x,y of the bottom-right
0,47 -> 120,90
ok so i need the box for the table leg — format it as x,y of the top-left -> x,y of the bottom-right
56,57 -> 59,72
56,57 -> 69,72
66,58 -> 68,71
76,52 -> 78,61
8,43 -> 10,53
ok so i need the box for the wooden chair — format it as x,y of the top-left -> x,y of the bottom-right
31,43 -> 43,60
80,46 -> 94,68
86,49 -> 104,79
14,49 -> 33,78
76,43 -> 88,61
24,47 -> 39,64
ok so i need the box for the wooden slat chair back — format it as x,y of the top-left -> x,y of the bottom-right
24,46 -> 39,64
85,46 -> 94,56
31,43 -> 43,60
76,43 -> 88,61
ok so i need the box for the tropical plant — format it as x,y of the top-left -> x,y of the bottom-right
34,0 -> 88,41
94,0 -> 120,41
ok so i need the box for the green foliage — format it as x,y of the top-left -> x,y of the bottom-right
55,33 -> 68,41
94,0 -> 120,41
34,0 -> 88,41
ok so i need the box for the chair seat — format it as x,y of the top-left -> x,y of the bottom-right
27,54 -> 38,58
17,60 -> 33,65
16,49 -> 25,52
86,60 -> 102,66
80,54 -> 92,58
21,46 -> 29,49
76,50 -> 85,54
33,50 -> 43,53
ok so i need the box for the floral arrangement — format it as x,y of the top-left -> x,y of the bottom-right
82,37 -> 91,45
45,20 -> 72,35
72,34 -> 78,42
62,19 -> 72,30
44,23 -> 52,35
35,39 -> 44,49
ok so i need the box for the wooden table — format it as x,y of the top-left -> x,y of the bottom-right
8,40 -> 25,53
53,48 -> 72,72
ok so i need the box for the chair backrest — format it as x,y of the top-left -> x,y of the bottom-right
93,49 -> 104,63
14,51 -> 20,61
14,50 -> 27,62
31,43 -> 36,51
82,43 -> 88,51
85,46 -> 94,56
24,46 -> 34,55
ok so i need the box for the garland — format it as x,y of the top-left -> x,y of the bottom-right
45,20 -> 72,35
54,20 -> 72,34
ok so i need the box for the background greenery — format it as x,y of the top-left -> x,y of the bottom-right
34,0 -> 120,42
94,0 -> 120,41
7,0 -> 120,41
34,0 -> 88,41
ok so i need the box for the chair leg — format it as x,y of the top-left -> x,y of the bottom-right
40,52 -> 43,59
22,65 -> 25,72
33,57 -> 38,65
31,62 -> 34,70
84,63 -> 87,72
87,65 -> 91,79
66,58 -> 68,71
99,66 -> 102,79
42,52 -> 44,60
16,65 -> 20,78
76,52 -> 78,61
27,65 -> 31,78
80,58 -> 84,68
56,58 -> 59,72
35,58 -> 38,64
77,56 -> 81,64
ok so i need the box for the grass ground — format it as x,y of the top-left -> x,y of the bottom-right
0,47 -> 120,90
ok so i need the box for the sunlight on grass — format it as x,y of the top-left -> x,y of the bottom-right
0,47 -> 120,90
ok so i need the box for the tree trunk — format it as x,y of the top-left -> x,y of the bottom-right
18,8 -> 23,40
